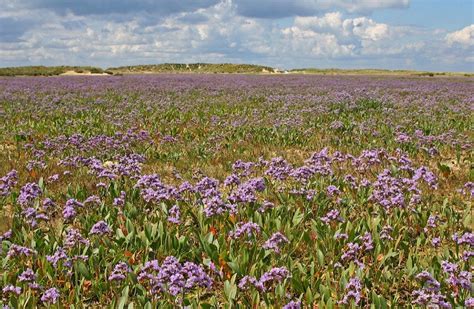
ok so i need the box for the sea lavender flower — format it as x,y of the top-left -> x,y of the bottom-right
167,205 -> 181,224
238,267 -> 290,292
459,182 -> 474,198
62,199 -> 83,220
47,174 -> 59,183
18,268 -> 36,282
441,261 -> 458,274
46,247 -> 68,268
335,232 -> 348,240
224,173 -> 240,187
41,288 -> 60,304
412,289 -> 449,308
7,244 -> 36,258
0,170 -> 18,197
17,183 -> 42,207
232,160 -> 255,177
89,221 -> 111,235
265,157 -> 292,180
258,200 -> 275,213
339,277 -> 362,305
238,276 -> 261,291
228,177 -> 265,204
424,215 -> 440,233
462,250 -> 474,261
259,267 -> 290,291
2,285 -> 21,296
361,232 -> 374,251
432,237 -> 441,247
263,232 -> 289,253
137,256 -> 212,296
84,195 -> 101,205
466,297 -> 474,308
229,222 -> 261,239
380,225 -> 393,240
64,228 -> 90,248
42,198 -> 55,210
108,262 -> 131,281
283,300 -> 301,309
113,191 -> 126,207
415,271 -> 441,292
326,185 -> 341,197
321,209 -> 343,225
0,230 -> 12,241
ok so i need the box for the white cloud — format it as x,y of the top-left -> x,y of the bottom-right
0,0 -> 472,72
446,24 -> 474,47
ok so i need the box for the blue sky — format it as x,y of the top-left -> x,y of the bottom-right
0,0 -> 472,71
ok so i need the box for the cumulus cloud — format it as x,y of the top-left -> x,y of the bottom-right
446,24 -> 474,47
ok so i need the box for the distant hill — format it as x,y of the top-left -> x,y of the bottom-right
106,63 -> 277,74
0,66 -> 108,76
0,64 -> 471,77
290,68 -> 473,77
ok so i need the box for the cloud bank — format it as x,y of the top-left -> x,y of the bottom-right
0,0 -> 472,71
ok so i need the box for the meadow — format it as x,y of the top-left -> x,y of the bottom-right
0,74 -> 472,308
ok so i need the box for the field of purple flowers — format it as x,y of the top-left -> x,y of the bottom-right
0,74 -> 472,308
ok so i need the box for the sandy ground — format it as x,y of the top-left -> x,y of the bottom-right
60,70 -> 110,76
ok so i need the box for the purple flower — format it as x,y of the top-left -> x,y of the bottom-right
46,247 -> 68,268
283,300 -> 301,309
167,205 -> 181,224
229,222 -> 261,239
265,157 -> 292,180
238,276 -> 261,291
2,285 -> 21,296
89,221 -> 111,235
0,229 -> 12,241
259,267 -> 290,291
137,256 -> 212,296
326,185 -> 340,197
380,225 -> 393,240
224,173 -> 240,187
17,183 -> 42,207
432,237 -> 441,247
361,232 -> 374,251
108,262 -> 131,281
7,244 -> 36,258
41,288 -> 60,304
263,232 -> 289,253
453,232 -> 474,246
47,174 -> 59,183
339,277 -> 362,305
64,228 -> 90,248
335,232 -> 348,240
239,267 -> 290,292
466,297 -> 474,308
62,199 -> 83,220
415,271 -> 441,292
84,195 -> 101,205
18,268 -> 36,282
0,170 -> 18,197
228,177 -> 265,204
321,209 -> 343,225
113,191 -> 126,207
258,200 -> 274,213
441,261 -> 457,274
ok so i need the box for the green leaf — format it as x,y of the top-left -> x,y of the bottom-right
117,286 -> 129,309
292,208 -> 304,226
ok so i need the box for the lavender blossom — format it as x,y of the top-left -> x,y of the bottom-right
263,232 -> 289,253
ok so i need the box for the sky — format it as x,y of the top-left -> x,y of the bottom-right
0,0 -> 473,71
